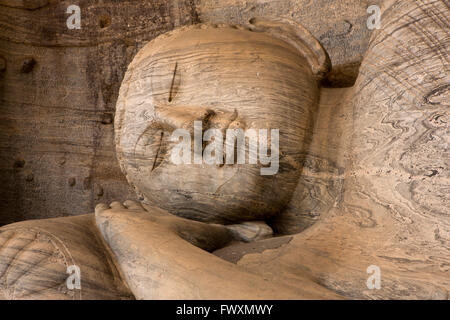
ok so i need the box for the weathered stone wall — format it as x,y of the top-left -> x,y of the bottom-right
0,0 -> 382,225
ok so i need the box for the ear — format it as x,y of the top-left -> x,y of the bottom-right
247,17 -> 331,80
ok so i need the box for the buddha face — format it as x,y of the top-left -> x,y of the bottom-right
115,22 -> 324,224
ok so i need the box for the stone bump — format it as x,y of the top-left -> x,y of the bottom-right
20,58 -> 36,73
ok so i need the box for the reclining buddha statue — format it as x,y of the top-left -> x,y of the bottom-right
0,0 -> 448,300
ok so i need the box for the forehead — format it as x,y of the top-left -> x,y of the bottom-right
128,26 -> 313,112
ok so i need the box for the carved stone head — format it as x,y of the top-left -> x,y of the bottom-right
115,18 -> 330,223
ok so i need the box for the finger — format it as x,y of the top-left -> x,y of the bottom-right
123,200 -> 143,210
95,203 -> 110,214
110,201 -> 125,210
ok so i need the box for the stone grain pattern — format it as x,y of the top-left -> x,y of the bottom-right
114,21 -> 329,224
0,0 -> 200,225
98,0 -> 450,299
0,0 -> 447,300
214,0 -> 450,299
0,0 -> 379,225
0,214 -> 133,299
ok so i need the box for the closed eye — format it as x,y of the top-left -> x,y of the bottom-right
168,62 -> 179,103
